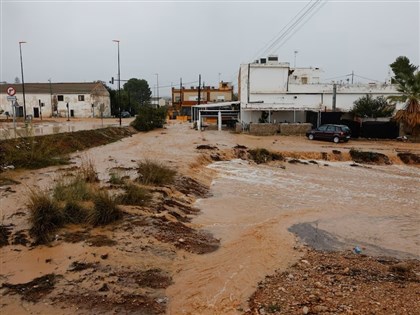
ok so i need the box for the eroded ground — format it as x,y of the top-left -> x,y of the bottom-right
1,121 -> 419,314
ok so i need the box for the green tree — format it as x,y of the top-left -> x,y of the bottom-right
130,105 -> 167,131
388,56 -> 420,135
350,95 -> 394,118
123,78 -> 152,107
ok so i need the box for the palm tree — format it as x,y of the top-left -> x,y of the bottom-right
388,57 -> 420,135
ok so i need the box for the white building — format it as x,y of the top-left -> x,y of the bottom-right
0,82 -> 111,119
238,56 -> 401,125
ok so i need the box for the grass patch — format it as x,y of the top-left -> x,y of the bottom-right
109,171 -> 127,185
62,201 -> 88,224
28,190 -> 63,244
53,176 -> 92,202
88,191 -> 122,226
117,182 -> 151,206
0,127 -> 135,170
137,159 -> 176,185
248,148 -> 284,164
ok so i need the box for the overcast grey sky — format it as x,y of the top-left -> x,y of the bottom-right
1,0 -> 419,97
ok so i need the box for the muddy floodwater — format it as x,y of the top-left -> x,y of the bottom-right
167,158 -> 420,314
0,122 -> 419,315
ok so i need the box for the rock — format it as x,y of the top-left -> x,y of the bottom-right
315,281 -> 323,289
313,305 -> 329,313
178,238 -> 185,243
303,306 -> 310,314
98,283 -> 109,292
301,259 -> 310,265
100,254 -> 109,260
343,267 -> 350,273
259,307 -> 266,315
288,274 -> 294,280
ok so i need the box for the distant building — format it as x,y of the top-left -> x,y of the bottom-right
0,82 -> 111,119
171,81 -> 234,117
150,97 -> 168,108
238,55 -> 402,125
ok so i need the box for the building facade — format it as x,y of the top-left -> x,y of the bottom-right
238,56 -> 402,125
0,82 -> 111,119
171,81 -> 234,117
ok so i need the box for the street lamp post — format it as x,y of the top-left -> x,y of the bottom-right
19,41 -> 27,120
48,78 -> 53,117
155,73 -> 159,107
113,39 -> 121,126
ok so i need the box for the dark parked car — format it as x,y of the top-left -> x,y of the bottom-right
121,111 -> 131,118
306,124 -> 351,143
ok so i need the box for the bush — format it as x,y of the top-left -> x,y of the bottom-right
248,148 -> 284,164
53,176 -> 92,202
62,201 -> 88,224
88,191 -> 122,226
117,182 -> 151,205
28,190 -> 63,244
137,159 -> 176,185
109,171 -> 127,185
130,105 -> 168,131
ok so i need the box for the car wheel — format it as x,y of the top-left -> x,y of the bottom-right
333,136 -> 340,143
308,134 -> 314,140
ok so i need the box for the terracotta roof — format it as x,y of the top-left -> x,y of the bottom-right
0,82 -> 109,95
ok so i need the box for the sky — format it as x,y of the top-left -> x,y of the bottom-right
1,0 -> 419,97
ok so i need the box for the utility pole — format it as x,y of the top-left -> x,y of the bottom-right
332,83 -> 337,112
351,71 -> 354,84
155,73 -> 159,107
19,41 -> 27,120
113,40 -> 121,126
198,74 -> 201,105
48,78 -> 53,117
294,50 -> 298,68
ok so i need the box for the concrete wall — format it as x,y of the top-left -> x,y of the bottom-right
240,122 -> 312,136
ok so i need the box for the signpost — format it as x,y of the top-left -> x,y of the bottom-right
6,87 -> 18,136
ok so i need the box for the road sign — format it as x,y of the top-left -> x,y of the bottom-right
7,96 -> 17,101
6,86 -> 16,96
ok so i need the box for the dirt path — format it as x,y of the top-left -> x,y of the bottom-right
1,121 -> 419,314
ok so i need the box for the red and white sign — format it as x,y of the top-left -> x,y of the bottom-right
6,86 -> 16,96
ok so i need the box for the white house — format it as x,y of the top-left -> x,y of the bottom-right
0,82 -> 111,119
238,56 -> 401,125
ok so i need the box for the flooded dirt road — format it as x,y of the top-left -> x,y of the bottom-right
1,121 -> 419,314
166,158 -> 420,314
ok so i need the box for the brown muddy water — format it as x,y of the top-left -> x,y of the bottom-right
166,159 -> 419,314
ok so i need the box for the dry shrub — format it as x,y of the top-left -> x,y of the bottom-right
79,157 -> 99,183
109,171 -> 125,185
88,191 -> 122,226
28,190 -> 63,244
137,159 -> 176,186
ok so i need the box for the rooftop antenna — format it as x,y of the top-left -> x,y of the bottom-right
294,50 -> 298,68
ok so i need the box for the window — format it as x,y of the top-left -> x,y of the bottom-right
57,95 -> 64,101
327,125 -> 336,132
217,95 -> 225,101
78,95 -> 85,101
301,77 -> 308,84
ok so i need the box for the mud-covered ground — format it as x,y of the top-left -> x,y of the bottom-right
1,121 -> 419,314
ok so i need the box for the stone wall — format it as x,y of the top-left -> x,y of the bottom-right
279,123 -> 312,135
249,123 -> 280,136
236,122 -> 312,136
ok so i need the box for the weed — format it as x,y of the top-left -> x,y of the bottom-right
117,182 -> 151,205
248,148 -> 284,164
62,201 -> 88,224
53,176 -> 92,202
79,157 -> 99,183
109,171 -> 126,185
137,159 -> 176,185
27,190 -> 63,244
88,191 -> 122,226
